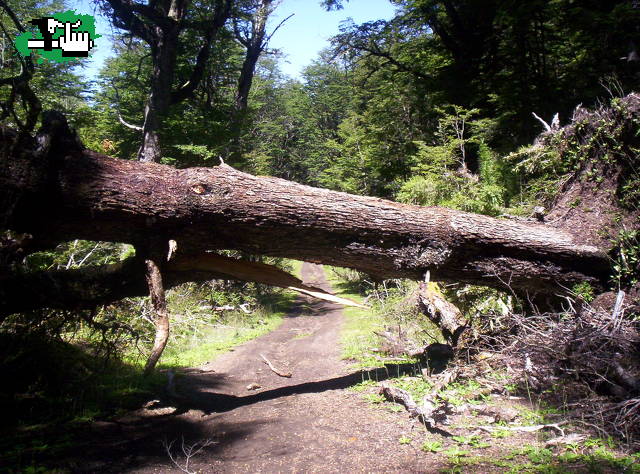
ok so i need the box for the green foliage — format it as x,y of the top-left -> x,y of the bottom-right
394,107 -> 508,216
611,229 -> 640,288
508,94 -> 640,213
24,240 -> 133,271
421,440 -> 443,452
451,435 -> 490,449
571,281 -> 595,303
363,393 -> 386,404
495,442 -> 640,473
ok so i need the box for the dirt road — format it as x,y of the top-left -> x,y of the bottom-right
76,263 -> 441,473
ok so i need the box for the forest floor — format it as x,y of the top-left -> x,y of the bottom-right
54,263 -> 638,473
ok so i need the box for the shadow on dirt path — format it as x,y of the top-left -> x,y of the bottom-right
71,263 -> 443,473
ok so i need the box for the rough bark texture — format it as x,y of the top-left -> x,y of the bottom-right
143,258 -> 169,374
415,282 -> 468,347
0,251 -> 362,318
103,0 -> 231,162
0,126 -> 610,298
234,0 -> 273,112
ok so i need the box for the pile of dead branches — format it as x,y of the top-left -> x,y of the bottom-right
473,292 -> 640,444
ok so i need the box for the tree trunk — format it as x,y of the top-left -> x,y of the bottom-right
234,0 -> 273,112
138,27 -> 179,163
235,49 -> 261,112
0,125 -> 610,300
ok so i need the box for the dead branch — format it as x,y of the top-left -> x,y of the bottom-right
414,283 -> 468,347
260,353 -> 291,378
143,256 -> 169,376
379,381 -> 452,436
118,112 -> 143,131
163,435 -> 216,474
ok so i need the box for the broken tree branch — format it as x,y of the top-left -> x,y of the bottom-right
260,353 -> 291,378
414,283 -> 468,347
379,381 -> 452,436
0,252 -> 362,318
143,257 -> 170,375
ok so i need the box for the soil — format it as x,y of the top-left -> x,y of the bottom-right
59,264 -> 556,473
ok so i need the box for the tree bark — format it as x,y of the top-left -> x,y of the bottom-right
103,0 -> 232,163
143,258 -> 169,374
234,0 -> 274,112
0,128 -> 610,299
414,282 -> 468,347
0,251 -> 362,318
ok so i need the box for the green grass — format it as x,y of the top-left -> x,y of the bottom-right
461,443 -> 640,474
289,259 -> 305,279
422,440 -> 443,452
325,267 -> 387,367
159,292 -> 294,367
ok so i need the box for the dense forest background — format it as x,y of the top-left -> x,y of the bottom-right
4,0 -> 640,207
2,0 -> 640,468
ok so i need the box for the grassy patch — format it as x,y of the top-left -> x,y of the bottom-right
289,259 -> 305,279
325,267 -> 386,367
421,440 -> 443,453
159,292 -> 294,368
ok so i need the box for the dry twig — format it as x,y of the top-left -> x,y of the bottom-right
260,353 -> 292,378
163,436 -> 216,474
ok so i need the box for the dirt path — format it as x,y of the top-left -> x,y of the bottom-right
78,263 -> 443,473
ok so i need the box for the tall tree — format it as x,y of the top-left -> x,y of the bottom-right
336,0 -> 640,146
100,0 -> 232,162
233,0 -> 282,112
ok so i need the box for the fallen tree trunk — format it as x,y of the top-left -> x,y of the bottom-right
0,118 -> 612,307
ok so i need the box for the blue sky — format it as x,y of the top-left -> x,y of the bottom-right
266,0 -> 396,78
68,0 -> 396,81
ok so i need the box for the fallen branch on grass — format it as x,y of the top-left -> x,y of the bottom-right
260,353 -> 292,378
212,303 -> 252,314
379,382 -> 452,436
475,421 -> 567,436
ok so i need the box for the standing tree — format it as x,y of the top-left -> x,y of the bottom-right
100,0 -> 232,163
233,0 -> 289,112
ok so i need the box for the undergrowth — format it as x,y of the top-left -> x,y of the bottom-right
0,261 -> 301,471
327,261 -> 640,470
